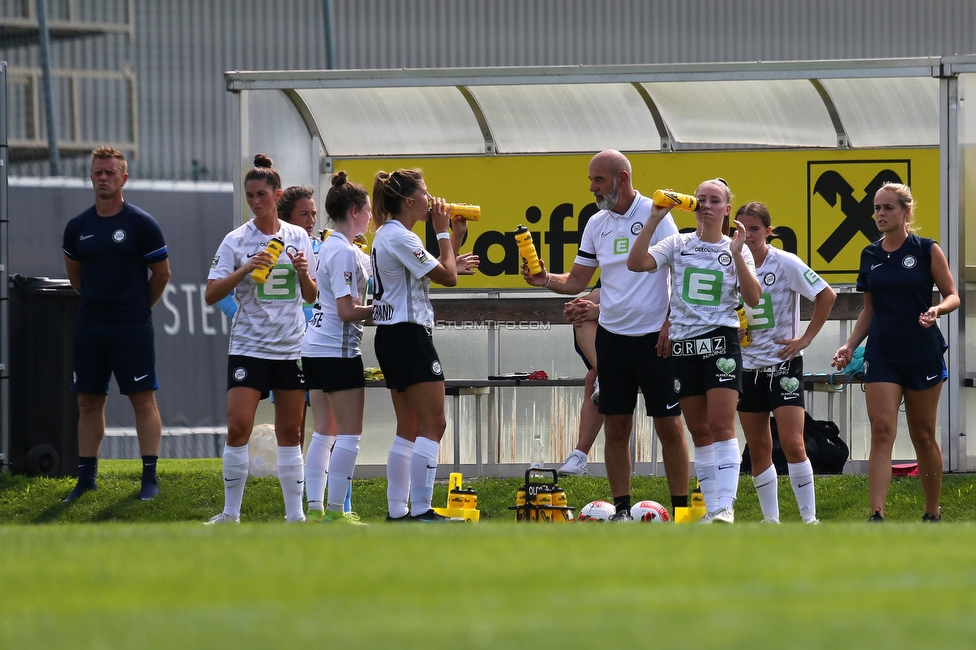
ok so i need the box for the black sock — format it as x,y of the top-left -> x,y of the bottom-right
613,495 -> 631,514
78,457 -> 98,486
141,456 -> 158,485
671,494 -> 688,510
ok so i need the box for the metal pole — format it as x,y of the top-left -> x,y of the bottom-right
36,0 -> 61,176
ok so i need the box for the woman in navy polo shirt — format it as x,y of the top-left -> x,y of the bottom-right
832,183 -> 958,522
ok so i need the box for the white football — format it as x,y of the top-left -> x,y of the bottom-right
577,500 -> 616,522
630,500 -> 671,523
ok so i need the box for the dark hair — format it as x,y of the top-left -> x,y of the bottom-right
91,146 -> 127,175
244,153 -> 281,191
372,168 -> 424,229
735,201 -> 772,229
325,171 -> 369,222
278,185 -> 315,223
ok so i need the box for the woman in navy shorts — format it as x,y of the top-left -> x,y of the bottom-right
833,183 -> 958,522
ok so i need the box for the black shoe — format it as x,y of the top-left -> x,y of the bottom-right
385,513 -> 411,522
62,482 -> 97,503
409,508 -> 463,522
139,482 -> 159,501
609,510 -> 634,522
922,508 -> 942,522
868,510 -> 884,522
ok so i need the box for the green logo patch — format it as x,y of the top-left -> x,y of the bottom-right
746,293 -> 775,330
803,268 -> 822,286
716,357 -> 737,374
682,268 -> 723,306
613,238 -> 630,254
257,265 -> 297,300
780,376 -> 800,393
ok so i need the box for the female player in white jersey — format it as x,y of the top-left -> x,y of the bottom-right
204,154 -> 317,524
300,172 -> 373,524
736,202 -> 836,523
833,183 -> 958,522
628,178 -> 761,524
370,168 -> 469,522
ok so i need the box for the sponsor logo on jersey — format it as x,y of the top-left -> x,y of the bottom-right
802,268 -> 822,286
870,262 -> 883,270
672,335 -> 727,357
902,255 -> 917,269
112,229 -> 126,243
681,268 -> 723,306
79,234 -> 94,240
613,238 -> 630,254
779,376 -> 800,394
372,303 -> 394,322
256,266 -> 297,301
716,357 -> 737,375
747,294 -> 775,330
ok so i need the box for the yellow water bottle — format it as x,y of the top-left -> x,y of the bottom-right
735,301 -> 752,347
448,203 -> 480,221
251,236 -> 285,284
652,189 -> 699,212
514,225 -> 542,275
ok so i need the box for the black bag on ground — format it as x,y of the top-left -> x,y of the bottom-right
741,412 -> 849,475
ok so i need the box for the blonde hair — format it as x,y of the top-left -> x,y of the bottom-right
698,178 -> 734,236
371,168 -> 424,230
876,182 -> 917,234
91,146 -> 127,175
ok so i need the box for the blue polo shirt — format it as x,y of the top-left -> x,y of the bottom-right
62,202 -> 168,327
856,234 -> 946,363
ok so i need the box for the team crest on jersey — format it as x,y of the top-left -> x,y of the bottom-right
431,360 -> 442,375
285,244 -> 299,257
112,229 -> 126,243
673,378 -> 681,393
717,252 -> 732,266
763,272 -> 776,286
233,367 -> 247,382
630,222 -> 643,235
902,255 -> 917,269
413,248 -> 430,264
344,271 -> 353,285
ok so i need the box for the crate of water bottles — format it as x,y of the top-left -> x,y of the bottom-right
510,468 -> 575,522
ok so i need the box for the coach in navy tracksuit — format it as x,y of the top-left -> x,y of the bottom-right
832,183 -> 958,523
61,147 -> 171,502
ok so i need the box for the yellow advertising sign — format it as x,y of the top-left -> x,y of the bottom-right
337,149 -> 938,288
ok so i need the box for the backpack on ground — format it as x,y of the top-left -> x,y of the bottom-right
741,411 -> 849,475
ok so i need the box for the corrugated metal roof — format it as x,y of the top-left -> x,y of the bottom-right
3,0 -> 976,180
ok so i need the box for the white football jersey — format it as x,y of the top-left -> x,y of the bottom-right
208,219 -> 314,359
741,246 -> 830,369
301,231 -> 372,358
650,232 -> 756,341
370,219 -> 438,327
574,191 -> 677,335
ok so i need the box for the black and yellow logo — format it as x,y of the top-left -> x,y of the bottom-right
807,160 -> 909,275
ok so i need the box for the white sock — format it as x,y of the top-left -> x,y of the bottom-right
222,443 -> 250,519
713,438 -> 741,511
387,436 -> 413,519
327,435 -> 361,512
304,432 -> 335,508
572,449 -> 587,461
276,445 -> 306,523
788,459 -> 817,522
694,444 -> 717,513
752,464 -> 780,522
409,437 -> 440,516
